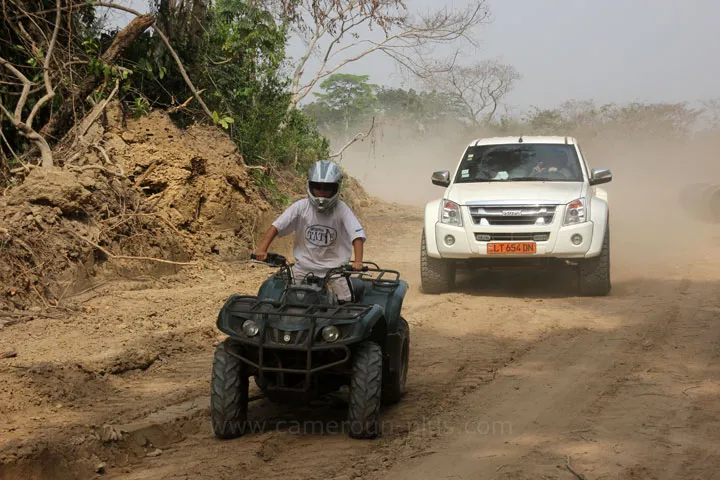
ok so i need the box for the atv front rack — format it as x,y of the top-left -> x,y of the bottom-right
221,295 -> 376,392
224,295 -> 372,320
346,266 -> 401,288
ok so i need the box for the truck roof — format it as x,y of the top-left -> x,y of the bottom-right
469,135 -> 578,147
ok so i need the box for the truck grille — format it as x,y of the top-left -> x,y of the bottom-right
475,232 -> 550,241
468,204 -> 557,226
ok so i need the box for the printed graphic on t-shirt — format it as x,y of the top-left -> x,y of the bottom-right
305,224 -> 337,247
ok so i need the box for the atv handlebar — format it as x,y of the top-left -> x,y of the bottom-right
251,253 -> 398,288
344,264 -> 369,272
251,252 -> 287,267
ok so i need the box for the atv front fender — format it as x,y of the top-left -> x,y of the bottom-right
383,280 -> 408,334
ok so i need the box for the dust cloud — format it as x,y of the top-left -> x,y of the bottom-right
333,119 -> 720,271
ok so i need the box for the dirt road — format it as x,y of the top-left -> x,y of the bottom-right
2,199 -> 720,480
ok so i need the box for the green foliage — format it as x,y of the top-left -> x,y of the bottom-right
305,73 -> 380,137
314,74 -> 379,115
249,169 -> 291,208
131,97 -> 151,119
115,0 -> 328,170
376,87 -> 467,126
304,82 -> 470,139
0,0 -> 101,164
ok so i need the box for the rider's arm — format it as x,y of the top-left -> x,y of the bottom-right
256,201 -> 301,259
340,204 -> 366,270
352,237 -> 364,270
254,225 -> 278,260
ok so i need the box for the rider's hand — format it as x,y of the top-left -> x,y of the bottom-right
254,251 -> 267,261
351,261 -> 364,271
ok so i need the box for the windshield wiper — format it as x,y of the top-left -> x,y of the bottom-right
507,177 -> 541,181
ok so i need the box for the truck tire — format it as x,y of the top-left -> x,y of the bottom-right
211,340 -> 250,439
578,223 -> 611,296
382,317 -> 409,405
420,229 -> 455,294
348,341 -> 383,439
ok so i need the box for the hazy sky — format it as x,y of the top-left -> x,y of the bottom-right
301,0 -> 720,113
115,0 -> 720,113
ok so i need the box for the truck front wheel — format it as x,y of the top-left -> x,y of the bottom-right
577,223 -> 611,296
420,229 -> 455,294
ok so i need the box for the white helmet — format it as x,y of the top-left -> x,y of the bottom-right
307,160 -> 343,212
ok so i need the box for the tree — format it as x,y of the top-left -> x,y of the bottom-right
375,86 -> 467,131
312,73 -> 378,135
523,107 -> 571,134
700,98 -> 720,129
423,59 -> 521,126
264,0 -> 490,116
0,0 -> 61,167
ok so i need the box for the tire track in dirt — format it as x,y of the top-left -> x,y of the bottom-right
368,263 -> 720,480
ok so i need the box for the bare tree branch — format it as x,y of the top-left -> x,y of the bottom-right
76,77 -> 120,143
41,11 -> 155,140
0,0 -> 61,167
0,57 -> 33,120
26,0 -> 62,128
423,59 -> 521,126
0,126 -> 21,164
64,228 -> 197,266
90,2 -> 214,121
282,0 -> 490,114
331,116 -> 375,161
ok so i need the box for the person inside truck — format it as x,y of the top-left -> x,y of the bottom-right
472,151 -> 510,180
531,155 -> 573,179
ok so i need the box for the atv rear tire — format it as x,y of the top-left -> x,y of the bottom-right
348,341 -> 383,439
382,317 -> 409,405
578,222 -> 611,296
420,229 -> 455,294
211,340 -> 249,439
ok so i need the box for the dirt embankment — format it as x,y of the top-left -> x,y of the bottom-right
0,107 -> 380,318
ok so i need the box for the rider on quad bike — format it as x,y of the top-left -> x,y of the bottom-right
210,160 -> 410,439
254,159 -> 367,298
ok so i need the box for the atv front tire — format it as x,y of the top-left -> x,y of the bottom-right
348,341 -> 383,439
420,229 -> 455,294
578,222 -> 611,296
382,317 -> 409,405
211,340 -> 249,439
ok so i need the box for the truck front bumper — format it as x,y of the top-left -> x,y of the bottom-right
434,221 -> 595,259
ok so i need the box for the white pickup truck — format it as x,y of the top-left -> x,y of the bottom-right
421,135 -> 612,296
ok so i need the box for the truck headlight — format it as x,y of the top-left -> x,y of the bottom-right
563,198 -> 586,225
440,200 -> 463,227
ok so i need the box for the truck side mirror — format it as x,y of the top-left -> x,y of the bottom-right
589,168 -> 612,186
432,170 -> 451,187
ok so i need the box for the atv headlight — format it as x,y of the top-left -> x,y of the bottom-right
563,198 -> 586,226
321,326 -> 340,342
440,200 -> 463,227
242,319 -> 259,337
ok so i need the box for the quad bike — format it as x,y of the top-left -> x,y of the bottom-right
210,253 -> 410,440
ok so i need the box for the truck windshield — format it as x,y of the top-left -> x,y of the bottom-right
453,143 -> 584,183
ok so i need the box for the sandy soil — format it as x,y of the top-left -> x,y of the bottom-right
2,188 -> 720,480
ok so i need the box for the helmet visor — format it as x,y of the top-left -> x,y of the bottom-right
309,181 -> 338,197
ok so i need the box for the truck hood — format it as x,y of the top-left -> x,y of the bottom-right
447,182 -> 584,205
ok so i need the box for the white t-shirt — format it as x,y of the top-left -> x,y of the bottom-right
272,198 -> 366,277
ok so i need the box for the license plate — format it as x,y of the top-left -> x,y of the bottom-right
487,242 -> 537,254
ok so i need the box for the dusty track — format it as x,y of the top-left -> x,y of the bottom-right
2,201 -> 720,480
